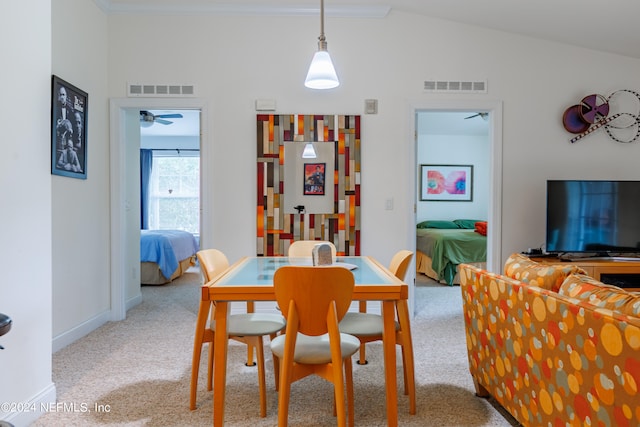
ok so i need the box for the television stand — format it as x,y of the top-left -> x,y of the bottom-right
530,256 -> 640,291
563,256 -> 640,262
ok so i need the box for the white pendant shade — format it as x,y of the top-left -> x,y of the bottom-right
302,142 -> 317,158
305,50 -> 339,89
305,0 -> 339,90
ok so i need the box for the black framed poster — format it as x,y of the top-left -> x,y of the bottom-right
51,75 -> 87,179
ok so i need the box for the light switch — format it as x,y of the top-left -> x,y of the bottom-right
365,99 -> 378,114
385,198 -> 394,210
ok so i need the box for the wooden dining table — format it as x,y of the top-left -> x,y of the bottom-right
192,256 -> 412,427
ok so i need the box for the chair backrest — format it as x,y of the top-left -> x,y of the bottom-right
389,250 -> 414,281
273,266 -> 354,336
288,240 -> 337,259
196,249 -> 230,282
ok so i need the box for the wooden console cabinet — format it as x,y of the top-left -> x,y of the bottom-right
531,257 -> 640,291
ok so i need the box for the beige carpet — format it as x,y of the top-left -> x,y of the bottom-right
32,269 -> 520,427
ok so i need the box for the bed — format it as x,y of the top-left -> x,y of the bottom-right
140,229 -> 199,285
416,219 -> 487,286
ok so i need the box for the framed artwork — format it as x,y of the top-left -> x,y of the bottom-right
51,75 -> 88,179
303,163 -> 326,195
420,164 -> 473,201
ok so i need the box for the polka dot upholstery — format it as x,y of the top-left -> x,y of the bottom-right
504,252 -> 587,292
459,262 -> 640,427
559,273 -> 640,317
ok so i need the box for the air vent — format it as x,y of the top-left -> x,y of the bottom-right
127,83 -> 196,97
423,79 -> 487,93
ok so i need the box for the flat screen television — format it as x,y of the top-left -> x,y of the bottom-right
546,180 -> 640,255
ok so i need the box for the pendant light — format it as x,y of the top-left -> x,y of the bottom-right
302,142 -> 317,158
304,0 -> 339,89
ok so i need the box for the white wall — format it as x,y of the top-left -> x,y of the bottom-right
0,1 -> 55,425
417,134 -> 489,221
124,110 -> 142,305
107,10 -> 640,270
51,0 -> 110,350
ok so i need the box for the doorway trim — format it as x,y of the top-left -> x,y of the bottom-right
407,99 -> 503,311
109,97 -> 209,321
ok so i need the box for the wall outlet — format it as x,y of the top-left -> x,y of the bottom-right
385,198 -> 394,210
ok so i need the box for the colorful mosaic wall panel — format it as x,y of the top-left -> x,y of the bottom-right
257,114 -> 361,256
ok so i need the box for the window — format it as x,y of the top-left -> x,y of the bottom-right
148,153 -> 200,235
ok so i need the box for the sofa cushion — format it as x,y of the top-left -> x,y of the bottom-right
559,274 -> 640,317
503,252 -> 587,292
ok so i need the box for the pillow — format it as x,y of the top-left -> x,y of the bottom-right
416,220 -> 459,229
559,274 -> 640,317
503,252 -> 587,292
453,219 -> 482,229
474,221 -> 487,236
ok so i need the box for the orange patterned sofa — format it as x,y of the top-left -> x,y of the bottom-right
459,253 -> 640,427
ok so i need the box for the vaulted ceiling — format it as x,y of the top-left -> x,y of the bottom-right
110,0 -> 639,138
101,0 -> 640,59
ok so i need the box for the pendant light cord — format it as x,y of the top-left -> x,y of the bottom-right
318,0 -> 327,49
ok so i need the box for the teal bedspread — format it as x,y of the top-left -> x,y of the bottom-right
417,228 -> 487,285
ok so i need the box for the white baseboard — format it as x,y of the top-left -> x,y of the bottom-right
52,310 -> 111,353
2,382 -> 56,426
52,295 -> 141,353
126,293 -> 142,311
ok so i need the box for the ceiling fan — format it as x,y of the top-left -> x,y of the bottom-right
140,110 -> 184,127
464,112 -> 489,121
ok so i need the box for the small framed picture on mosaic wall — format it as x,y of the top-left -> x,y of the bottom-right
303,163 -> 325,195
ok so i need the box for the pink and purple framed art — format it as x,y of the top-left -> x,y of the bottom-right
420,164 -> 473,201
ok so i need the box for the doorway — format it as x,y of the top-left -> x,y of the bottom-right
141,109 -> 201,242
109,98 -> 210,321
407,100 -> 503,316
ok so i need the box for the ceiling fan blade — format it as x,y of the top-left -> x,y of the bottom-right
155,113 -> 183,119
464,113 -> 480,119
155,119 -> 173,125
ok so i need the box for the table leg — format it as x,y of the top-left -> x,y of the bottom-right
396,299 -> 416,414
213,301 -> 229,427
190,300 -> 211,410
381,300 -> 398,427
246,301 -> 255,366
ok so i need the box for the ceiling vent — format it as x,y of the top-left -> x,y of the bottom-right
127,83 -> 196,97
423,79 -> 487,93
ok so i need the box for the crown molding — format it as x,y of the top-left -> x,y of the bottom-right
95,1 -> 390,18
93,0 -> 111,13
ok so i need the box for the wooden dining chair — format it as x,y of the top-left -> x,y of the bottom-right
270,266 -> 360,427
288,240 -> 337,259
338,249 -> 417,414
190,249 -> 286,417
